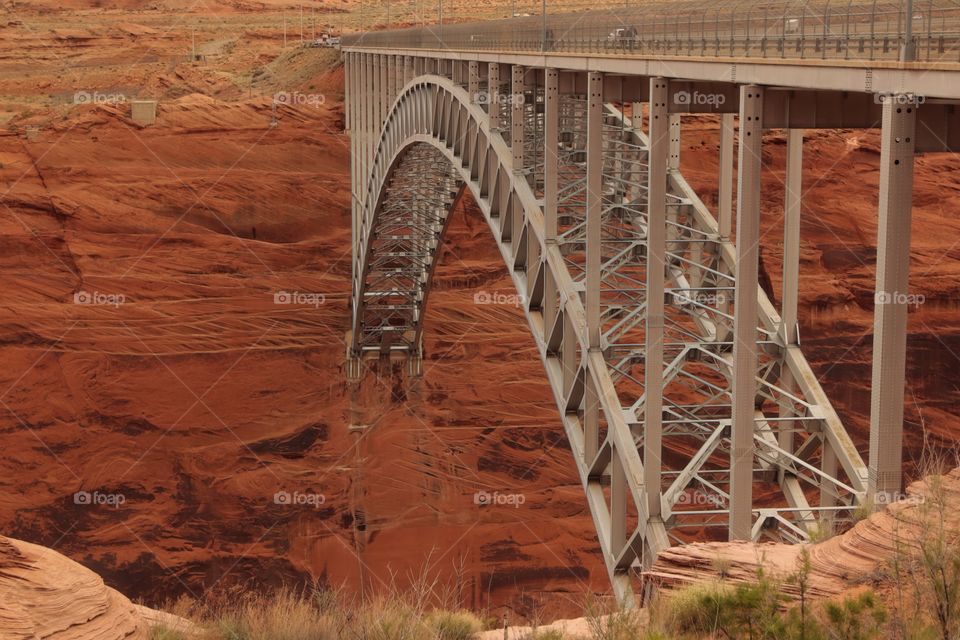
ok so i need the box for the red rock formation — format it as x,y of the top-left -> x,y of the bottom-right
647,468 -> 960,601
0,5 -> 959,626
0,535 -> 192,639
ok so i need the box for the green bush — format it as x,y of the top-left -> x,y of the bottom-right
147,625 -> 187,640
426,609 -> 484,640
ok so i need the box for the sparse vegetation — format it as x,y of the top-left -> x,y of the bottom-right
652,562 -> 888,640
148,626 -> 188,640
886,447 -> 960,640
151,585 -> 487,640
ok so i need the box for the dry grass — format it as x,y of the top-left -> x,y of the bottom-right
150,584 -> 485,640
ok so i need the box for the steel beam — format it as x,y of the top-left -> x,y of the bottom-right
730,85 -> 764,541
779,129 -> 803,462
645,77 -> 670,519
488,62 -> 501,131
544,68 -> 559,243
668,114 -> 681,171
718,113 -> 735,240
869,97 -> 917,500
586,71 -> 603,349
512,65 -> 525,171
781,129 -> 803,347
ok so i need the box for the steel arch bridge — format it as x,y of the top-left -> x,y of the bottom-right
343,32 -> 960,603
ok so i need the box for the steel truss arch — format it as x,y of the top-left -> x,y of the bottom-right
349,71 -> 869,605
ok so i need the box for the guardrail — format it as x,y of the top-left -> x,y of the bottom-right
344,0 -> 960,63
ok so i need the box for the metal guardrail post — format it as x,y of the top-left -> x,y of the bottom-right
902,0 -> 917,60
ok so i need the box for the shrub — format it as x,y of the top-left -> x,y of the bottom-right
821,591 -> 886,640
147,625 -> 187,640
666,571 -> 787,640
426,609 -> 484,640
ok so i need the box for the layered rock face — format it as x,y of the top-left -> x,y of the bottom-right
648,468 -> 960,599
0,534 -> 192,639
1,5 -> 960,626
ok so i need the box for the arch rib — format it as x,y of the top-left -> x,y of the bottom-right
348,65 -> 868,605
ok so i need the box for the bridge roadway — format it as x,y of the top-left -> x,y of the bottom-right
342,4 -> 960,604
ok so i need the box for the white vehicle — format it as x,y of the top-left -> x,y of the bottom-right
607,27 -> 638,45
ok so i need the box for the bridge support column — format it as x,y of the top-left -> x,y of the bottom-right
730,84 -> 764,541
365,53 -> 375,191
379,54 -> 389,127
544,68 -> 558,242
668,113 -> 681,171
780,129 -> 803,348
386,55 -> 396,106
779,129 -> 802,462
348,53 -> 359,271
718,113 -> 735,239
586,71 -> 603,348
511,65 -> 525,171
584,71 -> 603,465
868,96 -> 917,501
631,101 -> 644,136
468,61 -> 479,102
645,78 -> 669,519
488,63 -> 502,131
780,129 -> 815,529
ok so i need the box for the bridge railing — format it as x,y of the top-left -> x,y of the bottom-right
343,0 -> 960,63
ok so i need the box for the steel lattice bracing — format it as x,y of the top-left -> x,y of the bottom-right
342,48 -> 957,603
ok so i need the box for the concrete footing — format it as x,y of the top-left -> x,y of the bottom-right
131,100 -> 158,126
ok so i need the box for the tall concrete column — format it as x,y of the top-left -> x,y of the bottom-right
488,63 -> 501,131
781,129 -> 803,347
544,68 -> 559,243
645,77 -> 670,519
869,97 -> 917,499
386,55 -> 396,106
511,65 -> 525,171
779,129 -> 803,454
718,113 -> 735,239
585,71 -> 603,349
730,85 -> 764,541
380,54 -> 389,127
347,53 -> 357,270
468,61 -> 479,102
364,53 -> 374,192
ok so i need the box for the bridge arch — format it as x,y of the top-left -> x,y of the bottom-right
349,74 -> 661,601
346,65 -> 869,605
